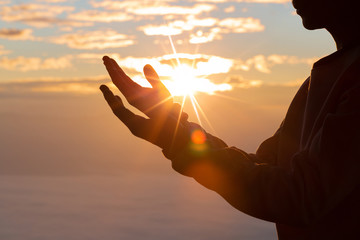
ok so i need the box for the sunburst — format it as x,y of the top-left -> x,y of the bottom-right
162,35 -> 221,152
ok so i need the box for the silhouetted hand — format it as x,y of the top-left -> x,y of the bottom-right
100,56 -> 190,152
100,56 -> 228,159
102,56 -> 187,120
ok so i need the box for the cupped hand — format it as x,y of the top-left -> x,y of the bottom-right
100,56 -> 190,151
100,84 -> 190,152
102,56 -> 187,120
100,56 -> 227,156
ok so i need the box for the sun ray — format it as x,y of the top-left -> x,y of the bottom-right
144,95 -> 174,115
189,94 -> 203,127
190,95 -> 217,134
169,95 -> 187,152
168,35 -> 181,67
165,35 -> 223,140
210,92 -> 246,102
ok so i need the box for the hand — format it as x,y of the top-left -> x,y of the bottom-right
102,56 -> 187,120
100,56 -> 189,151
100,56 -> 228,157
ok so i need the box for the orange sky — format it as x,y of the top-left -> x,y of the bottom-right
0,0 -> 337,174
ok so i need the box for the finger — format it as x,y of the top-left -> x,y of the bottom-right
102,56 -> 141,96
100,85 -> 141,127
143,64 -> 171,96
100,84 -> 125,111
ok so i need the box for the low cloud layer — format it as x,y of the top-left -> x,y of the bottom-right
0,55 -> 72,71
0,45 -> 10,55
0,28 -> 34,40
50,30 -> 135,49
0,3 -> 87,28
139,16 -> 264,44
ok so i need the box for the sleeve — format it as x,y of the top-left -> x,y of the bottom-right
248,123 -> 283,165
166,83 -> 360,226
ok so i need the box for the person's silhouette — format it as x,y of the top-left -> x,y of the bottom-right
100,0 -> 360,238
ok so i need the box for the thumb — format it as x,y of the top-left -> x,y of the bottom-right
143,64 -> 171,96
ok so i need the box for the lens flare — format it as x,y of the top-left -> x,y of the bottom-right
191,129 -> 206,144
189,129 -> 208,154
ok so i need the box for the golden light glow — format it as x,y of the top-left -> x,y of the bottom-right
161,36 -> 229,153
171,64 -> 198,96
165,64 -> 198,96
163,63 -> 232,97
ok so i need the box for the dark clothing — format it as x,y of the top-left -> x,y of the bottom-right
166,44 -> 360,239
260,45 -> 360,238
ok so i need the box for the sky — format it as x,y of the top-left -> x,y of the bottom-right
0,0 -> 335,94
0,0 -> 337,173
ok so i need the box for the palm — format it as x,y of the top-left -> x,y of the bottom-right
125,84 -> 173,118
103,56 -> 173,119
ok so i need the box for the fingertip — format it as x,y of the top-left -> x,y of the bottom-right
99,84 -> 108,92
102,56 -> 110,62
143,64 -> 153,72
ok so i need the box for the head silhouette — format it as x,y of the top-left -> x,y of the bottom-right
292,0 -> 358,30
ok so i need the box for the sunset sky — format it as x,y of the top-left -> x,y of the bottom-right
0,0 -> 340,173
0,0 -> 335,94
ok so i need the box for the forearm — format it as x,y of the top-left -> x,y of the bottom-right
168,147 -> 324,226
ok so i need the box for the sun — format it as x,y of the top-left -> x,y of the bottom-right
167,64 -> 202,97
161,35 -> 232,98
163,63 -> 232,97
164,62 -> 217,132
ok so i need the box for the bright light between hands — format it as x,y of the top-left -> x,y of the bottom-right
163,63 -> 232,97
168,64 -> 201,96
161,35 -> 231,98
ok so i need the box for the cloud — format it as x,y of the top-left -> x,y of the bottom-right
189,17 -> 264,43
74,52 -> 236,95
0,28 -> 35,40
234,54 -> 318,73
0,75 -> 111,96
76,51 -> 316,77
50,30 -> 135,49
69,10 -> 134,22
91,0 -> 173,10
268,78 -> 304,87
0,52 -> 311,95
218,17 -> 265,33
139,15 -> 264,45
242,55 -> 271,73
189,28 -> 222,44
139,16 -> 218,36
131,4 -> 215,15
76,53 -> 120,59
224,6 -> 235,13
36,0 -> 67,2
0,3 -> 91,28
226,76 -> 263,88
92,0 -> 215,15
0,55 -> 72,71
29,83 -> 100,94
267,54 -> 318,65
139,25 -> 184,36
106,53 -> 235,95
110,53 -> 233,77
0,45 -> 11,55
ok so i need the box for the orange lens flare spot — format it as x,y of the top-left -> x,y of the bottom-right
191,129 -> 206,144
